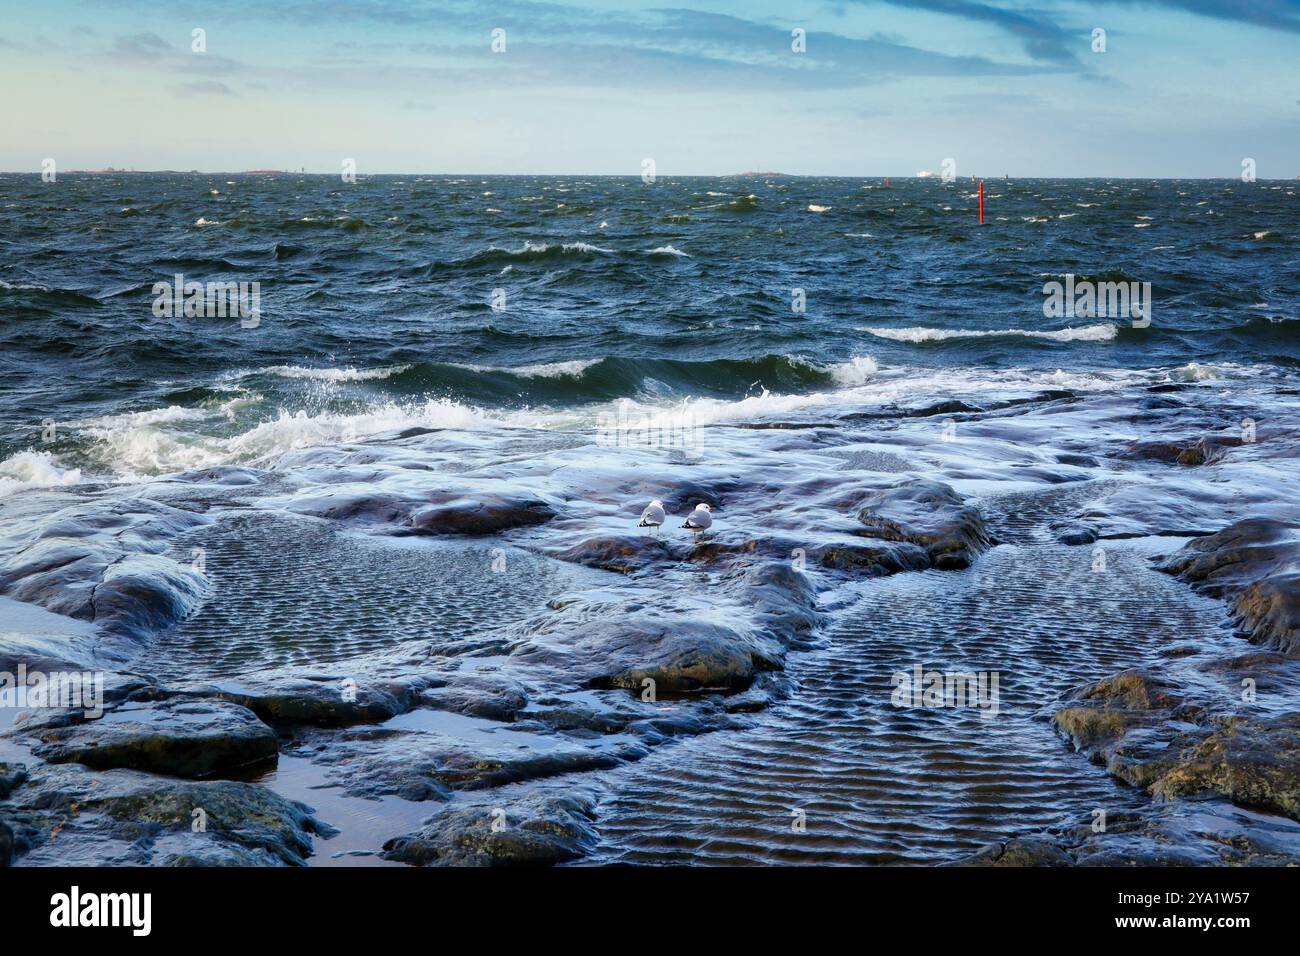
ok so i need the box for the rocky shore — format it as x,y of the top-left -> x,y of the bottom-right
2,373 -> 1298,866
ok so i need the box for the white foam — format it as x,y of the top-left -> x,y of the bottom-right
861,324 -> 1117,344
492,241 -> 612,257
79,405 -> 209,429
509,359 -> 601,379
647,245 -> 690,257
223,400 -> 485,464
79,398 -> 489,476
1168,362 -> 1225,382
258,364 -> 412,382
826,356 -> 880,386
0,451 -> 84,497
807,204 -> 832,213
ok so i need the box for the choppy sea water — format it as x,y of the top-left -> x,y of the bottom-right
1,174 -> 1298,865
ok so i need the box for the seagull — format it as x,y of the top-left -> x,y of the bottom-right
638,499 -> 666,536
681,502 -> 713,541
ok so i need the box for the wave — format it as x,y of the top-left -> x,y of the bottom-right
1167,362 -> 1225,382
1233,315 -> 1300,341
256,364 -> 413,382
0,450 -> 84,498
72,398 -> 487,477
460,241 -> 613,267
55,357 -> 1171,482
860,324 -> 1118,344
385,353 -> 875,402
827,356 -> 880,386
464,359 -> 603,379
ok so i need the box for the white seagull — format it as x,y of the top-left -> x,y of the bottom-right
681,502 -> 713,541
638,499 -> 666,536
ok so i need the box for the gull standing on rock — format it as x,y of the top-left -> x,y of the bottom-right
681,502 -> 713,541
639,499 -> 666,536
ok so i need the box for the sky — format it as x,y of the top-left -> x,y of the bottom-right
1,0 -> 1297,176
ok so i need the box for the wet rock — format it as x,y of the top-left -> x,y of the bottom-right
855,480 -> 991,570
382,791 -> 598,867
547,534 -> 674,574
1151,713 -> 1300,820
511,608 -> 776,695
0,817 -> 11,867
17,699 -> 277,778
909,400 -> 984,418
408,494 -> 556,536
806,539 -> 930,574
289,491 -> 417,524
960,834 -> 1074,867
963,799 -> 1300,866
585,621 -> 764,693
0,498 -> 209,643
1054,671 -> 1204,790
1123,437 -> 1241,466
1160,519 -> 1300,655
164,674 -> 430,727
1069,799 -> 1300,866
1071,481 -> 1235,540
1,762 -> 331,866
283,487 -> 558,536
1054,524 -> 1098,545
419,674 -> 529,722
0,762 -> 27,800
172,465 -> 265,487
1057,668 -> 1300,821
297,723 -> 632,802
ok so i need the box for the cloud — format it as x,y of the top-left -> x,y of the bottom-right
176,80 -> 236,96
857,1 -> 1078,63
98,1 -> 1068,91
1117,0 -> 1300,34
105,31 -> 242,74
112,31 -> 171,58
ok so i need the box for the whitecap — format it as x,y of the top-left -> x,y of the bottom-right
1168,362 -> 1225,382
464,358 -> 601,379
826,356 -> 879,386
860,324 -> 1117,344
257,364 -> 412,382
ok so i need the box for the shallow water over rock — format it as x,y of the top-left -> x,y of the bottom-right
586,497 -> 1245,865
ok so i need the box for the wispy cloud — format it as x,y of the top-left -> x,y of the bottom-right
176,79 -> 236,96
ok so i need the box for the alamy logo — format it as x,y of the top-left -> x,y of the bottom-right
891,664 -> 1000,719
152,273 -> 261,328
50,886 -> 151,936
0,664 -> 103,718
1042,273 -> 1151,328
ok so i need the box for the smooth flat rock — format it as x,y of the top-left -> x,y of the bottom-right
18,699 -> 277,778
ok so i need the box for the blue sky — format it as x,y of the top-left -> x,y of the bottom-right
2,0 -> 1297,175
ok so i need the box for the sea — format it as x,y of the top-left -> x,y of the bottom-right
1,173 -> 1297,865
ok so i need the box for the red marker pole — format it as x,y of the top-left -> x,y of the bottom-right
978,180 -> 984,224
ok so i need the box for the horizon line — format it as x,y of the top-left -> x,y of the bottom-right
2,170 -> 1295,181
